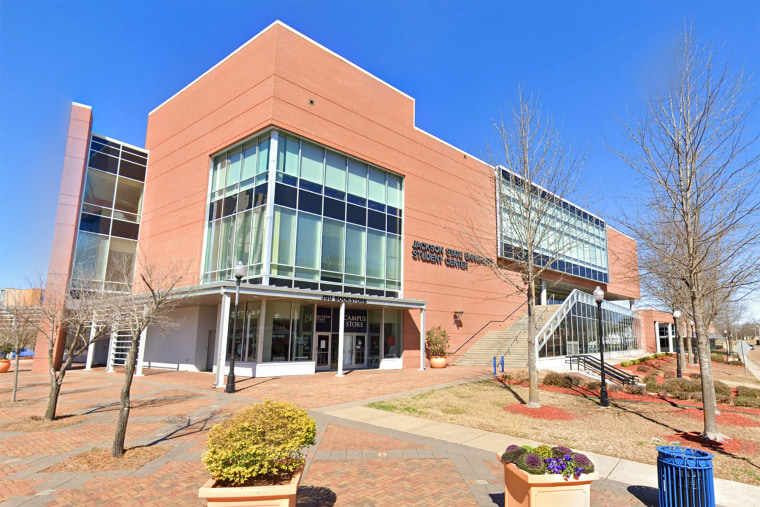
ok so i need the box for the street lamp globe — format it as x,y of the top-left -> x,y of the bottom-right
673,310 -> 681,319
234,261 -> 246,280
593,286 -> 604,304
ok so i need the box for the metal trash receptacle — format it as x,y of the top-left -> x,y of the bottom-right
657,446 -> 715,507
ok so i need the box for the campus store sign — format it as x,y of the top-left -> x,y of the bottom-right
411,240 -> 493,271
315,307 -> 368,333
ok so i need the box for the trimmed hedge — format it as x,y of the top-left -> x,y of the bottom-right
736,386 -> 760,399
733,396 -> 760,408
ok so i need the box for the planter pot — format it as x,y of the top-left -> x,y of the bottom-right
430,356 -> 447,368
498,457 -> 598,507
198,470 -> 302,506
0,359 -> 10,373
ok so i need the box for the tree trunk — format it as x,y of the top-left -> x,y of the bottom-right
687,335 -> 696,366
678,333 -> 686,377
526,281 -> 540,408
45,373 -> 63,420
12,346 -> 21,403
112,333 -> 140,457
692,295 -> 727,441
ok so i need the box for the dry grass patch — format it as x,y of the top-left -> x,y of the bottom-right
44,446 -> 170,472
0,414 -> 91,432
0,399 -> 39,409
368,379 -> 760,485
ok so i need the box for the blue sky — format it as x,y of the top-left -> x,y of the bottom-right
0,1 -> 758,316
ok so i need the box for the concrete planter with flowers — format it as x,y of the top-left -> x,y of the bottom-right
498,444 -> 599,507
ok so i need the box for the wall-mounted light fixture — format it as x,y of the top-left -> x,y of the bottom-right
453,311 -> 464,323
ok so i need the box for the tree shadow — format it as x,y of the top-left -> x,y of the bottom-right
84,394 -> 200,414
296,486 -> 337,506
144,410 -> 221,446
496,383 -> 526,405
612,402 -> 682,433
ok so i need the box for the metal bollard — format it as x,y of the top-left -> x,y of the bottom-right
493,356 -> 497,376
501,356 -> 504,372
657,446 -> 714,507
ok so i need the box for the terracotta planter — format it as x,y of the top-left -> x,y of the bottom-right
198,470 -> 302,506
499,457 -> 598,507
0,359 -> 10,373
430,356 -> 447,368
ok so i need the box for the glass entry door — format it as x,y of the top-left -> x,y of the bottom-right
343,334 -> 367,368
316,334 -> 340,370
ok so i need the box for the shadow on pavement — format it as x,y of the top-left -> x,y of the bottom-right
296,486 -> 337,506
627,485 -> 659,506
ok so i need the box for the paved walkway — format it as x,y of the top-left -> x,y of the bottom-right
0,360 -> 758,506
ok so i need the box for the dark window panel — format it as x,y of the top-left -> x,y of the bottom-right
254,184 -> 268,207
367,200 -> 385,213
294,280 -> 319,290
79,213 -> 110,235
324,187 -> 345,200
269,277 -> 293,288
300,179 -> 322,194
238,188 -> 253,212
320,273 -> 341,282
208,201 -> 217,222
344,286 -> 364,295
385,291 -> 398,298
346,204 -> 366,226
120,151 -> 148,165
387,215 -> 400,234
89,152 -> 119,173
274,183 -> 297,208
347,193 -> 366,207
276,173 -> 298,187
119,159 -> 147,181
111,220 -> 140,240
223,195 -> 237,216
94,144 -> 121,157
298,189 -> 322,215
320,283 -> 342,292
121,145 -> 148,157
367,210 -> 385,231
323,197 -> 345,221
366,288 -> 384,297
386,205 -> 398,217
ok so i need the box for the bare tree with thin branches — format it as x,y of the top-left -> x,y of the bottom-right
464,88 -> 586,408
614,23 -> 760,441
0,305 -> 39,402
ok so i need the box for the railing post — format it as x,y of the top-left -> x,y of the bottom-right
493,356 -> 497,376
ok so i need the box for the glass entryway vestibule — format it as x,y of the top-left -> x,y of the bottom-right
315,333 -> 383,371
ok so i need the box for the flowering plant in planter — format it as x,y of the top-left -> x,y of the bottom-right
425,326 -> 450,358
500,444 -> 595,480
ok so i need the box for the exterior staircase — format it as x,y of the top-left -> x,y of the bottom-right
456,305 -> 559,367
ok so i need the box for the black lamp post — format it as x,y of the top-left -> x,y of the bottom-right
673,310 -> 682,378
225,261 -> 246,394
592,286 -> 609,407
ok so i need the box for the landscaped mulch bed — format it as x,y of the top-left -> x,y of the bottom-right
674,407 -> 760,427
502,404 -> 576,420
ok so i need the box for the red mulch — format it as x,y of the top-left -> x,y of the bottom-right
674,407 -> 760,427
665,432 -> 760,456
502,404 -> 577,420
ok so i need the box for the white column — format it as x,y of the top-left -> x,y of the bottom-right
84,315 -> 97,370
540,281 -> 547,305
668,323 -> 674,353
105,329 -> 116,373
336,302 -> 345,377
262,131 -> 279,286
135,327 -> 147,376
654,321 -> 660,353
256,299 -> 267,364
214,293 -> 232,388
419,307 -> 426,371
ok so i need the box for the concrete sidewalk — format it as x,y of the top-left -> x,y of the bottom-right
316,405 -> 760,507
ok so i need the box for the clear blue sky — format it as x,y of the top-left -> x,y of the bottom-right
1,1 -> 758,315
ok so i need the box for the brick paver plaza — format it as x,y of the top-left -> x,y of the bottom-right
0,361 -> 670,506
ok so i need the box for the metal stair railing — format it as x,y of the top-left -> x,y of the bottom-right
566,354 -> 639,385
452,300 -> 527,357
535,289 -> 583,354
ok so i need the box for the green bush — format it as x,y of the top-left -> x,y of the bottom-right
713,381 -> 732,397
644,375 -> 659,392
636,365 -> 651,373
425,326 -> 450,357
736,386 -> 760,399
542,371 -> 580,388
689,392 -> 703,402
716,394 -> 731,405
663,371 -> 675,379
202,399 -> 316,486
671,391 -> 691,400
624,385 -> 646,395
688,373 -> 701,380
620,361 -> 634,367
663,378 -> 701,394
733,396 -> 760,408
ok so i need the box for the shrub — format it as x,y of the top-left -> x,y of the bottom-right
663,378 -> 701,394
501,369 -> 529,383
542,371 -> 580,388
636,365 -> 651,373
517,452 -> 547,475
425,326 -> 450,357
663,371 -> 675,379
621,361 -> 634,367
689,392 -> 703,402
733,396 -> 760,408
625,385 -> 646,395
736,386 -> 760,399
202,399 -> 316,486
671,391 -> 691,400
713,381 -> 732,397
716,394 -> 731,405
586,381 -> 601,391
644,375 -> 659,392
688,373 -> 701,380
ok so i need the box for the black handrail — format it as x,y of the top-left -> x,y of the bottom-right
451,300 -> 528,356
566,355 -> 638,386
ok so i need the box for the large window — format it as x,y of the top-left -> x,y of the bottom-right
71,135 -> 147,291
203,130 -> 404,297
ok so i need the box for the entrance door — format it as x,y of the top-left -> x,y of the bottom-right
316,334 -> 330,370
342,334 -> 367,368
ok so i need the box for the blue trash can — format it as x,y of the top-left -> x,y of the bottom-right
657,446 -> 715,507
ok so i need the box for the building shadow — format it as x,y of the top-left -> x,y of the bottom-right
627,485 -> 659,506
488,492 -> 505,506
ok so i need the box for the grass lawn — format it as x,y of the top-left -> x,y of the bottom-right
368,355 -> 760,486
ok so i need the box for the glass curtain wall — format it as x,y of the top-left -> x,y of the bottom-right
204,129 -> 404,298
499,169 -> 609,284
540,300 -> 641,358
71,135 -> 147,291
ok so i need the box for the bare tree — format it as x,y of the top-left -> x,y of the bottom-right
109,258 -> 188,457
465,88 -> 585,408
25,278 -> 115,420
0,305 -> 39,402
615,24 -> 760,441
